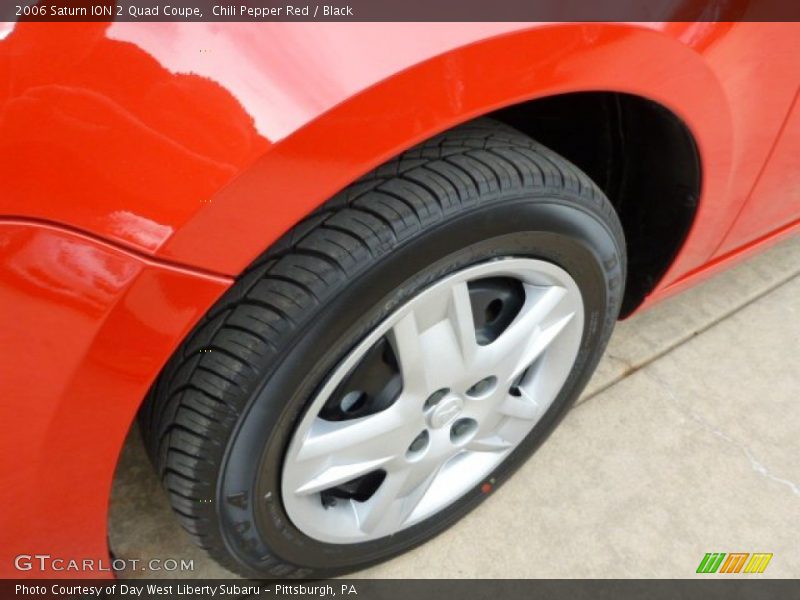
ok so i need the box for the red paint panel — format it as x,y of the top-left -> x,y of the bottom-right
0,23 -> 270,253
717,93 -> 800,254
2,21 -> 798,299
0,22 -> 515,255
0,221 -> 231,577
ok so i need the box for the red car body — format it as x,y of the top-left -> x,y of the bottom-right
0,21 -> 798,577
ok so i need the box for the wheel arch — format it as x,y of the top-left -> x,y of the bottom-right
157,23 -> 731,316
491,92 -> 702,316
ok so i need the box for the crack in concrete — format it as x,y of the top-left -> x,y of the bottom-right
645,370 -> 800,499
577,267 -> 800,408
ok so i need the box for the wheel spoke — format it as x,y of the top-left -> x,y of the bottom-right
497,387 -> 540,420
447,281 -> 479,366
294,456 -> 393,495
466,434 -> 513,452
389,281 -> 480,393
295,406 -> 410,463
485,285 -> 576,382
353,470 -> 409,534
388,312 -> 428,395
290,407 -> 416,500
508,311 -> 576,383
355,461 -> 440,534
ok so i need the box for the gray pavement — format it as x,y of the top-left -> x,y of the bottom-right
110,235 -> 800,578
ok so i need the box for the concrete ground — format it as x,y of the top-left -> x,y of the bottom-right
110,235 -> 800,578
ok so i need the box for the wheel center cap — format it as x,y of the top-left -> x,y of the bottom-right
427,395 -> 464,429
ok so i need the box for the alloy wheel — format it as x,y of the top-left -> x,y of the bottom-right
281,257 -> 584,543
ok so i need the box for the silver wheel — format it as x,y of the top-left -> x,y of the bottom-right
281,257 -> 584,544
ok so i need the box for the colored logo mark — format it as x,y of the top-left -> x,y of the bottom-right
696,552 -> 772,574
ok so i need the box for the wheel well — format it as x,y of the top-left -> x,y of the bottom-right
491,92 -> 701,316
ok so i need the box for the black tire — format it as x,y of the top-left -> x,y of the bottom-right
139,118 -> 626,578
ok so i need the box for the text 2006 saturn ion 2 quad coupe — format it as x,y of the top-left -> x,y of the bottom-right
1,19 -> 799,579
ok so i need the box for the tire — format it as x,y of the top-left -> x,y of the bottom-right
139,118 -> 626,578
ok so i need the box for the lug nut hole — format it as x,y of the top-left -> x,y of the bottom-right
406,430 -> 430,460
450,418 -> 478,445
466,376 -> 497,398
423,388 -> 450,412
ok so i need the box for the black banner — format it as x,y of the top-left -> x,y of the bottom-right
3,0 -> 800,22
3,579 -> 800,600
